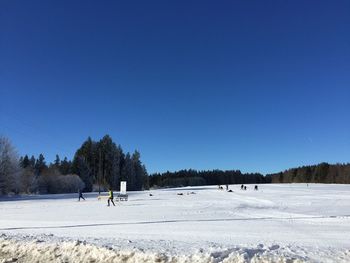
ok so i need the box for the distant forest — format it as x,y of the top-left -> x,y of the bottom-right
149,162 -> 350,188
268,163 -> 350,184
149,170 -> 271,188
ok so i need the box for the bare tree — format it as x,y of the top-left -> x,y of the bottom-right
0,136 -> 20,195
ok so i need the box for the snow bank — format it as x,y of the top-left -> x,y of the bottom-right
0,234 -> 312,263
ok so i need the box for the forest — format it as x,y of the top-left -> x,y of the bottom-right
0,135 -> 148,195
149,169 -> 271,188
268,163 -> 350,184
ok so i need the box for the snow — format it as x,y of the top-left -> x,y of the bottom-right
1,184 -> 350,262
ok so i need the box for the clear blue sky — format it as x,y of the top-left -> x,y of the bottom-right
1,1 -> 349,174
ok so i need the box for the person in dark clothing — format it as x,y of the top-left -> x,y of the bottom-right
254,185 -> 258,191
241,184 -> 244,190
107,189 -> 115,206
78,189 -> 85,201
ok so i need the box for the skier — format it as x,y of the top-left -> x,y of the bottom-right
107,189 -> 116,207
78,189 -> 85,201
241,184 -> 244,190
254,185 -> 258,191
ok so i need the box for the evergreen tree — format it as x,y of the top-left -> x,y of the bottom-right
132,151 -> 147,190
122,153 -> 135,190
54,154 -> 60,167
20,155 -> 30,168
35,154 -> 47,176
75,156 -> 92,191
72,137 -> 98,189
29,155 -> 36,168
98,135 -> 122,190
60,157 -> 71,175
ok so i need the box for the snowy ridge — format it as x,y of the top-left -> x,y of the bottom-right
0,233 -> 319,263
0,233 -> 349,263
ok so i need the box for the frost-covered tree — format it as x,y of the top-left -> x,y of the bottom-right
21,166 -> 36,194
38,167 -> 85,194
0,136 -> 20,195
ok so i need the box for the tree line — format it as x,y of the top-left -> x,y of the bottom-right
268,162 -> 350,184
2,133 -> 349,196
149,169 -> 271,188
0,135 -> 148,195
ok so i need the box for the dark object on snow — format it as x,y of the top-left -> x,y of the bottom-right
149,193 -> 153,196
177,193 -> 183,195
228,190 -> 233,192
78,189 -> 85,201
116,194 -> 128,201
187,192 -> 196,195
241,184 -> 244,190
225,185 -> 229,190
244,186 -> 247,190
254,185 -> 258,191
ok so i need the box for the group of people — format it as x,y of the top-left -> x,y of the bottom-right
78,189 -> 116,207
240,184 -> 259,191
218,185 -> 231,190
218,184 -> 260,191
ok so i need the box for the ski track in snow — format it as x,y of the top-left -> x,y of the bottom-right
1,184 -> 350,262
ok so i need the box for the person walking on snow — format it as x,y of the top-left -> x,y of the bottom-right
78,189 -> 85,201
107,189 -> 115,206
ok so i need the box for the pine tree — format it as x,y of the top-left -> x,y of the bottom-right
20,155 -> 30,168
54,154 -> 60,168
122,153 -> 135,190
132,151 -> 146,190
72,137 -> 97,190
97,135 -> 122,190
35,154 -> 47,176
60,157 -> 71,175
29,155 -> 36,168
75,156 -> 92,191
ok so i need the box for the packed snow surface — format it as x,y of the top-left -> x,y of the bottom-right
1,184 -> 350,262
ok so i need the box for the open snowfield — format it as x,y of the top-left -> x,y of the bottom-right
1,184 -> 350,262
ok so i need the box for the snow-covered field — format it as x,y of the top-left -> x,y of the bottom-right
1,184 -> 350,262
